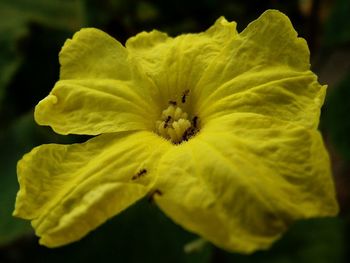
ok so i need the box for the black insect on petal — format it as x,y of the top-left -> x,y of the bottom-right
132,168 -> 147,180
182,126 -> 196,142
192,116 -> 198,128
181,89 -> 190,103
164,116 -> 172,128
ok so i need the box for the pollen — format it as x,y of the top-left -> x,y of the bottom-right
156,104 -> 198,144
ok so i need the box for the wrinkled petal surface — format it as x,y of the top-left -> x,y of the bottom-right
154,113 -> 338,253
36,28 -> 159,135
126,17 -> 238,110
198,70 -> 326,130
127,10 -> 323,129
194,10 -> 324,129
14,9 -> 338,254
14,131 -> 170,247
59,28 -> 131,80
35,79 -> 159,135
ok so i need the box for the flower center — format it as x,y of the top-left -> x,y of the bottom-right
156,104 -> 198,144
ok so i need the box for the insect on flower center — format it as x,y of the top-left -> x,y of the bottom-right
156,103 -> 198,144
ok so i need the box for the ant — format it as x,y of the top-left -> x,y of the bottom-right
131,169 -> 147,180
163,116 -> 172,128
181,89 -> 190,103
192,116 -> 198,128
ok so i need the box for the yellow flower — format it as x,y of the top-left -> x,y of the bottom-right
13,10 -> 338,253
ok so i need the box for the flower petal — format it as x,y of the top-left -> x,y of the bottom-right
154,113 -> 338,253
13,131 -> 170,247
194,10 -> 322,129
35,79 -> 160,135
59,28 -> 131,80
125,17 -> 238,107
199,70 -> 326,129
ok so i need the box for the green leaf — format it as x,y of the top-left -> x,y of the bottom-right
0,16 -> 27,104
0,112 -> 81,245
323,75 -> 350,160
0,0 -> 84,105
1,199 -> 213,262
0,0 -> 84,31
323,0 -> 350,47
0,114 -> 38,245
136,1 -> 159,22
215,218 -> 345,263
60,200 -> 213,263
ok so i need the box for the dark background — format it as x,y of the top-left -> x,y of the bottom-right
0,0 -> 349,262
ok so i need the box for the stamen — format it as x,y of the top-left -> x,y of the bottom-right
174,107 -> 183,120
156,104 -> 198,144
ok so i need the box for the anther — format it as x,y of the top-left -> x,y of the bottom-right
156,104 -> 198,144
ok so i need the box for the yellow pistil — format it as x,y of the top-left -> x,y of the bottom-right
156,104 -> 197,144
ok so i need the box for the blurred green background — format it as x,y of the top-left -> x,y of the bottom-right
0,0 -> 349,262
